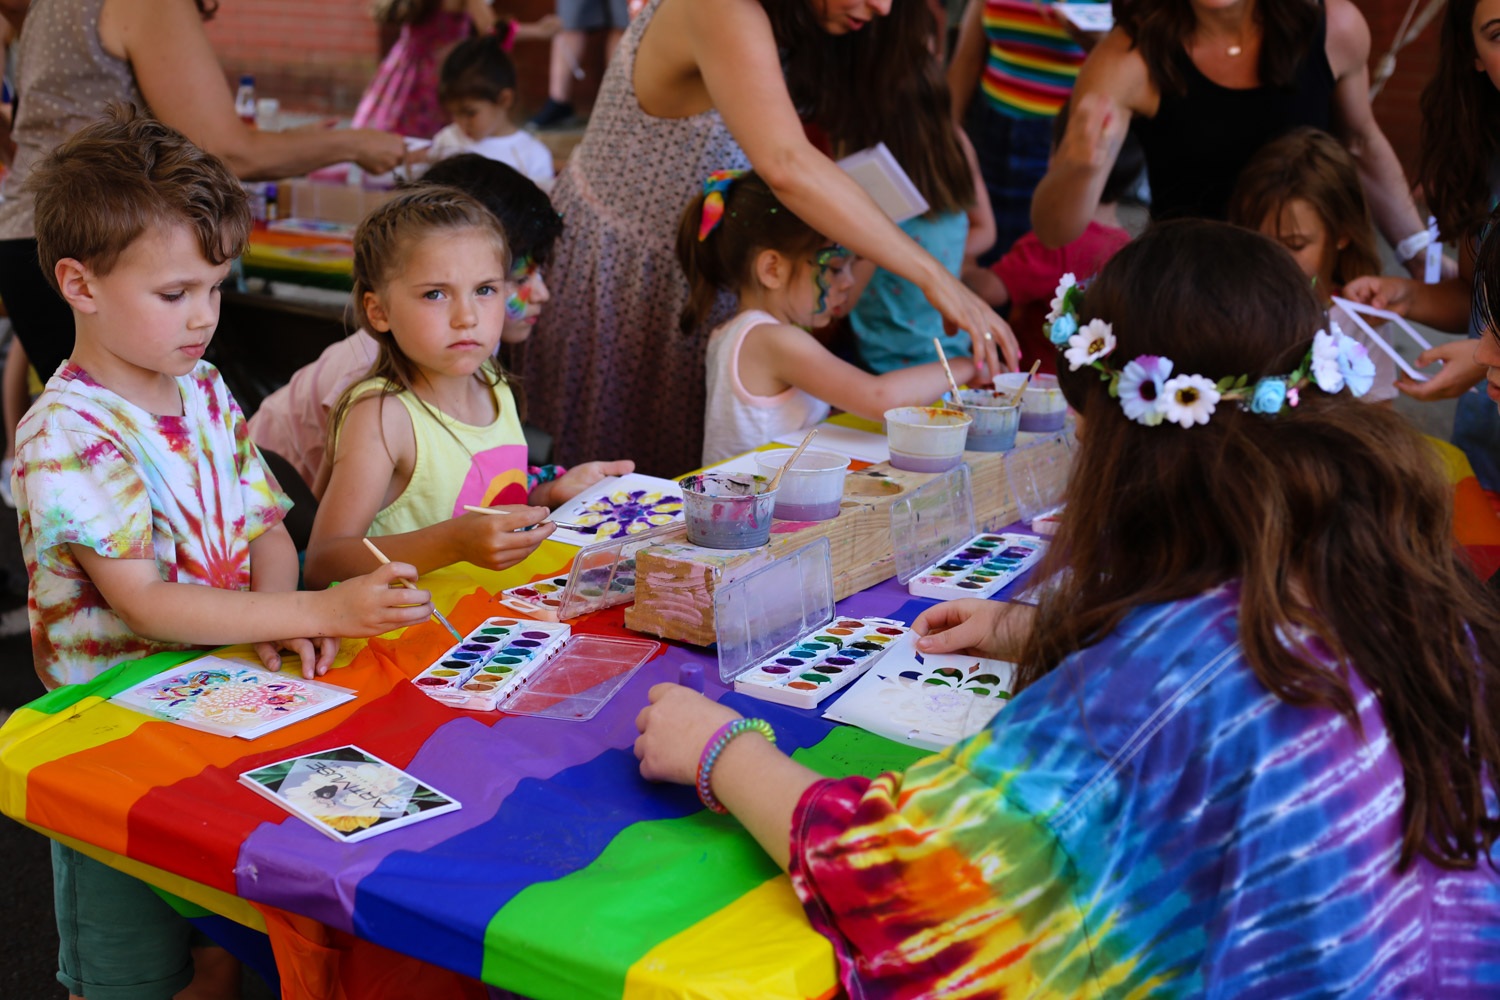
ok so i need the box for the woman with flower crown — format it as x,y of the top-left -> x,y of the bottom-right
634,220 -> 1500,996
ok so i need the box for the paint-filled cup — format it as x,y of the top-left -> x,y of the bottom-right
755,449 -> 851,521
884,406 -> 973,473
994,373 -> 1067,432
679,473 -> 778,549
956,389 -> 1021,452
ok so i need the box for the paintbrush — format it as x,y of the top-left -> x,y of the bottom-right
1007,359 -> 1042,406
360,537 -> 463,642
932,337 -> 965,407
461,504 -> 586,531
767,427 -> 818,493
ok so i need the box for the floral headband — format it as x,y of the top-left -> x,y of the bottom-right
697,168 -> 749,242
1043,273 -> 1373,428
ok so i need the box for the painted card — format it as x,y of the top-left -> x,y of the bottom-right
824,632 -> 1013,751
110,656 -> 355,739
239,745 -> 460,843
547,473 -> 685,548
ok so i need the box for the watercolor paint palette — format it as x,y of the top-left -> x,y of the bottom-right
497,574 -> 573,619
412,617 -> 571,711
496,521 -> 678,621
732,617 -> 909,709
907,532 -> 1046,601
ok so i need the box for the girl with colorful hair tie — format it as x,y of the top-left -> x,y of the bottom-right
304,186 -> 632,588
679,171 -> 982,465
638,219 -> 1500,996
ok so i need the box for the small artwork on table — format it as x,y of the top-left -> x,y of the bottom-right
109,656 -> 356,739
549,474 -> 685,548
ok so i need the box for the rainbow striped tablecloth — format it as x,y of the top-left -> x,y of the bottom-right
0,553 -> 930,999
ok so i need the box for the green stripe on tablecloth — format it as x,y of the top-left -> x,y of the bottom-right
480,727 -> 924,998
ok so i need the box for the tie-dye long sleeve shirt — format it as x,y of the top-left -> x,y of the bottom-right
791,584 -> 1500,998
15,362 -> 290,689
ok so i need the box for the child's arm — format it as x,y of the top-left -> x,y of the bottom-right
962,256 -> 1010,309
305,394 -> 553,588
529,461 -> 637,507
71,545 -> 435,650
746,322 -> 979,421
959,130 -> 996,261
244,522 -> 340,678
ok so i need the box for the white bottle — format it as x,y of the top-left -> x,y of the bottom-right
234,75 -> 256,126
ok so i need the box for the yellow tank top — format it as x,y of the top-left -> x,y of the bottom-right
343,376 -> 530,537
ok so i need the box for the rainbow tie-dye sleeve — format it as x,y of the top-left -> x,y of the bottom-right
788,585 -> 1500,998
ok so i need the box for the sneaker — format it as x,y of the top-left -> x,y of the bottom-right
527,99 -> 575,131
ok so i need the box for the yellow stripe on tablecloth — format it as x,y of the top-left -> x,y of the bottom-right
622,876 -> 838,1000
0,694 -> 150,822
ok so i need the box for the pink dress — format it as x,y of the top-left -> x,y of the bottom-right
520,0 -> 748,476
352,10 -> 471,138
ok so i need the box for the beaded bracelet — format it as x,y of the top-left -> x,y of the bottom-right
695,718 -> 776,814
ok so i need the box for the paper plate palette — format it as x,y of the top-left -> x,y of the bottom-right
906,532 -> 1046,601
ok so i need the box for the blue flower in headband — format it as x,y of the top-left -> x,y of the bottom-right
697,168 -> 749,242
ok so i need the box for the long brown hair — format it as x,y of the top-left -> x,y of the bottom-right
1227,127 -> 1380,285
1026,220 -> 1500,872
1418,0 -> 1500,241
675,171 -> 827,334
328,185 -> 511,458
1114,0 -> 1318,97
763,0 -> 945,159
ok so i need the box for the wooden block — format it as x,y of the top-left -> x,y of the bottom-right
625,435 -> 1072,646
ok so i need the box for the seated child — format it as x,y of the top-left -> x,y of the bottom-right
637,220 -> 1500,995
426,35 -> 555,188
1229,127 -> 1396,402
16,107 -> 435,1000
249,155 -> 562,496
304,185 -> 630,588
962,106 -> 1141,375
681,171 -> 981,466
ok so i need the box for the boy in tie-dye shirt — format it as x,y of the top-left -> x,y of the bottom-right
15,108 -> 437,1000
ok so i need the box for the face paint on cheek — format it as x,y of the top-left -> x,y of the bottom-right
506,255 -> 537,320
506,289 -> 528,320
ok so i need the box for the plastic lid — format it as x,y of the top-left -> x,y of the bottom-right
889,463 -> 976,584
556,520 -> 680,621
504,635 -> 660,721
714,538 -> 834,684
1004,435 -> 1073,522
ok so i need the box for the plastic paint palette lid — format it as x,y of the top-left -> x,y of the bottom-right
889,463 -> 977,584
504,634 -> 661,721
713,537 -> 835,685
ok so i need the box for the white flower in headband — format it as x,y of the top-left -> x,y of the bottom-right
1046,272 -> 1078,325
1117,356 -> 1173,426
1160,374 -> 1221,428
1064,319 -> 1115,371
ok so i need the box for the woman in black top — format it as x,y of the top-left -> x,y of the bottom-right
1030,0 -> 1427,275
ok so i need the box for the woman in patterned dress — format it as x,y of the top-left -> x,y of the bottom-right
524,0 -> 1017,475
635,222 -> 1500,996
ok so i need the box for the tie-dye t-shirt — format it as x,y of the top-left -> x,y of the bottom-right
14,362 -> 291,690
791,584 -> 1500,998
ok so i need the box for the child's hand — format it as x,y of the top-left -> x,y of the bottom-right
1396,339 -> 1487,401
457,505 -> 556,571
321,561 -> 437,636
540,460 -> 636,506
634,683 -> 743,786
1341,275 -> 1415,316
254,637 -> 339,680
913,599 -> 1034,661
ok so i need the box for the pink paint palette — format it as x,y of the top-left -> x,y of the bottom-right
411,617 -> 571,711
907,532 -> 1046,601
732,617 -> 909,709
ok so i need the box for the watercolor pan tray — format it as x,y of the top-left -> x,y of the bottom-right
495,522 -> 678,621
906,532 -> 1046,601
731,616 -> 909,709
412,618 -> 571,711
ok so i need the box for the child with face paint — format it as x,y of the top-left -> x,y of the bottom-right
250,156 -> 563,498
679,170 -> 979,466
